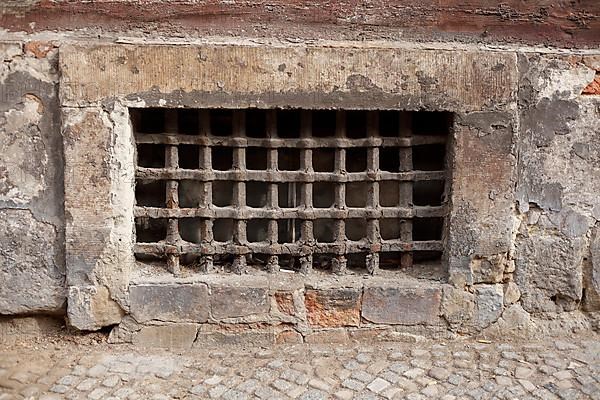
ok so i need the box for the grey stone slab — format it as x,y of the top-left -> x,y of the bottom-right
362,286 -> 441,325
210,285 -> 269,320
129,283 -> 209,323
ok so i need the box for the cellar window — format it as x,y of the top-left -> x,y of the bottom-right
132,108 -> 451,275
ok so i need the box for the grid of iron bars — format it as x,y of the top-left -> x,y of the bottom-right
132,108 -> 451,275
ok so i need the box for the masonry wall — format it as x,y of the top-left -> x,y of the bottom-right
0,42 -> 65,315
0,4 -> 599,342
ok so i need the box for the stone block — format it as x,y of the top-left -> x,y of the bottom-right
67,286 -> 124,331
503,282 -> 521,306
470,255 -> 507,284
129,284 -> 209,323
305,329 -> 350,344
305,289 -> 361,327
60,44 -> 516,112
211,285 -> 269,320
0,209 -> 65,314
194,324 -> 274,346
275,330 -> 304,344
274,291 -> 296,316
585,225 -> 600,311
441,286 -> 474,328
472,284 -> 504,330
362,287 -> 441,325
515,234 -> 584,313
132,324 -> 198,349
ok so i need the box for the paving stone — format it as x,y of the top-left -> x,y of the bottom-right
86,364 -> 108,378
0,336 -> 598,400
428,367 -> 450,381
190,384 -> 206,395
515,366 -> 534,379
255,386 -> 279,399
57,375 -> 78,386
49,384 -> 69,394
554,370 -> 573,380
88,388 -> 108,400
496,375 -> 512,386
342,378 -> 365,391
367,377 -> 391,393
381,387 -> 402,399
101,374 -> 120,387
421,384 -> 439,396
299,389 -> 328,400
519,379 -> 536,392
209,385 -> 228,398
309,378 -> 331,391
238,378 -> 260,393
356,353 -> 372,364
334,390 -> 354,400
272,378 -> 293,392
351,370 -> 374,383
403,368 -> 425,379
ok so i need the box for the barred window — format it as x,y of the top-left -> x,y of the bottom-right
132,108 -> 451,275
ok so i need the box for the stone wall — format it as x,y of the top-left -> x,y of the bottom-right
0,32 -> 598,344
0,41 -> 65,315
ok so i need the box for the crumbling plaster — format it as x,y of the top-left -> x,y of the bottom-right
0,41 -> 65,315
0,35 -> 598,339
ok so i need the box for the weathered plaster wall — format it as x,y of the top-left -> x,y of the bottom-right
2,1 -> 599,48
0,41 -> 65,314
515,54 -> 600,328
0,34 -> 599,342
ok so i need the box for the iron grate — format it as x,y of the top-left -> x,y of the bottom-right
132,108 -> 451,275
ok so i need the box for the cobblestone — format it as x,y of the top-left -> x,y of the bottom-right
0,334 -> 599,399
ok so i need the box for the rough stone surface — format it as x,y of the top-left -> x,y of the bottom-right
515,53 -> 600,320
0,209 -> 65,314
515,234 -> 584,313
132,324 -> 198,349
441,286 -> 474,329
59,44 -> 516,112
0,42 -> 64,315
0,34 -> 599,337
305,289 -> 361,327
62,104 -> 135,329
211,286 -> 269,320
472,285 -> 504,330
67,286 -> 124,331
362,287 -> 441,325
585,225 -> 600,311
129,284 -> 209,323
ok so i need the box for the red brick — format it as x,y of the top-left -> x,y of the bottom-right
582,73 -> 600,95
305,289 -> 360,328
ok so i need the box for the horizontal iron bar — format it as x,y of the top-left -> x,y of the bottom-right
136,168 -> 446,182
134,205 -> 448,219
135,134 -> 447,148
134,240 -> 443,256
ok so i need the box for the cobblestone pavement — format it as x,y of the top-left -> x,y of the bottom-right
1,333 -> 599,400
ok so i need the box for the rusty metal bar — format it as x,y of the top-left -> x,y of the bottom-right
136,168 -> 445,183
164,109 -> 180,275
366,111 -> 380,275
135,134 -> 447,148
398,112 -> 413,269
134,204 -> 448,220
134,109 -> 449,274
135,239 -> 444,256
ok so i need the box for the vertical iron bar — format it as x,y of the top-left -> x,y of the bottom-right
164,109 -> 180,275
399,112 -> 413,269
